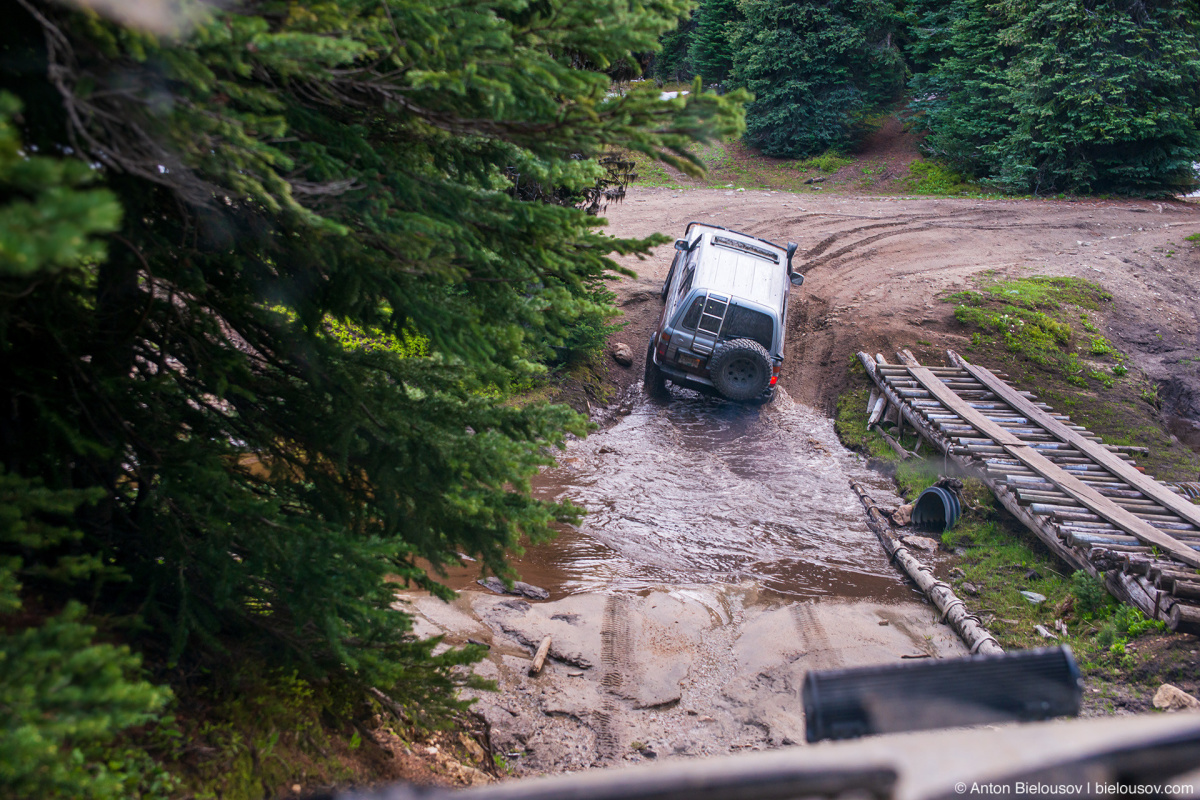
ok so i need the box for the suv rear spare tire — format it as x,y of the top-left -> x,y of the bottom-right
709,338 -> 772,401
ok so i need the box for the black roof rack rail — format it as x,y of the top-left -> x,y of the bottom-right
684,221 -> 785,253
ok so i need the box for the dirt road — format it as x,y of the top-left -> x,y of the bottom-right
602,189 -> 1200,435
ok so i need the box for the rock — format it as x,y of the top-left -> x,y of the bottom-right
1025,568 -> 1042,580
1153,684 -> 1200,712
1034,624 -> 1059,640
803,177 -> 826,185
961,582 -> 980,596
477,577 -> 550,600
890,503 -> 913,526
901,535 -> 940,552
949,567 -> 966,578
1020,590 -> 1046,605
611,342 -> 634,367
461,734 -> 488,762
878,619 -> 890,626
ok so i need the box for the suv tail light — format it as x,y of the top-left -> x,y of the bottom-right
770,363 -> 781,386
656,331 -> 671,358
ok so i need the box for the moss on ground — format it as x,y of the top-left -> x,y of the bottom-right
945,274 -> 1200,481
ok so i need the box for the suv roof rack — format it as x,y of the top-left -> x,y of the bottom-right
684,221 -> 786,253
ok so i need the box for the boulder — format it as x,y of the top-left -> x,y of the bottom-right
611,342 -> 634,367
890,503 -> 913,526
1152,683 -> 1200,712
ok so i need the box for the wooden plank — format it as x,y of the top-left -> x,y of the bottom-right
907,366 -> 1200,569
958,357 -> 1200,532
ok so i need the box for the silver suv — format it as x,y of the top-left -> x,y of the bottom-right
644,222 -> 803,403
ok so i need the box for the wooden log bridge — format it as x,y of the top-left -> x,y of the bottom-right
857,348 -> 1200,635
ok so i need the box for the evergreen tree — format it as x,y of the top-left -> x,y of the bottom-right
908,0 -> 1200,194
905,0 -> 1017,175
0,1 -> 744,788
690,0 -> 742,84
655,13 -> 698,82
730,0 -> 906,158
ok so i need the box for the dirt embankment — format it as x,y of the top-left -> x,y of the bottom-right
596,190 -> 1200,467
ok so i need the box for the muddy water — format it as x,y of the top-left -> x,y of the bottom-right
410,387 -> 968,774
463,387 -> 915,603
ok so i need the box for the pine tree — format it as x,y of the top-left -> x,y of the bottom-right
730,0 -> 907,158
0,2 -> 745,786
690,0 -> 742,84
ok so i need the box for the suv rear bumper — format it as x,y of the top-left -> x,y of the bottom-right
656,357 -> 719,395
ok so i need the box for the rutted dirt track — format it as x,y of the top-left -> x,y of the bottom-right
397,190 -> 1200,779
605,189 -> 1200,422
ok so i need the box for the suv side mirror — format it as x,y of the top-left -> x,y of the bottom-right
790,272 -> 805,286
674,239 -> 690,252
786,242 -> 799,271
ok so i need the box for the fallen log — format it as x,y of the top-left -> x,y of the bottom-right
850,480 -> 1003,656
529,635 -> 552,676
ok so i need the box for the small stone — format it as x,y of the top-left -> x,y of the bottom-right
568,671 -> 583,677
292,786 -> 302,794
878,619 -> 890,626
1153,684 -> 1200,712
1020,590 -> 1047,605
1025,568 -> 1042,580
611,342 -> 634,367
961,582 -> 980,596
642,748 -> 658,758
902,535 -> 939,552
949,567 -> 966,578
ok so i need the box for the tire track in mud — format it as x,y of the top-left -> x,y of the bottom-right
796,208 -> 1035,272
791,603 -> 844,671
594,593 -> 634,762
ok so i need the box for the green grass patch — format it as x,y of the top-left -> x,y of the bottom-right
947,272 -> 1200,480
903,160 -> 984,196
797,151 -> 854,174
948,275 -> 1122,384
940,489 -> 1167,667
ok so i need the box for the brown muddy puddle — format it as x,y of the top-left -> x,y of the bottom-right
440,388 -> 920,604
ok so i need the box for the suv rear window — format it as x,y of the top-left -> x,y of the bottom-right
723,304 -> 773,351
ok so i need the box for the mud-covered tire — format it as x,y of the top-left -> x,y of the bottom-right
643,338 -> 667,396
709,338 -> 772,401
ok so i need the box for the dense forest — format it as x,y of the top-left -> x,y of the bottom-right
657,0 -> 1200,194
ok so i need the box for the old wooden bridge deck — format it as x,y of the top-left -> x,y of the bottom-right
858,349 -> 1200,635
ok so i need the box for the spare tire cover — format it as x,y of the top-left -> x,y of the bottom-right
709,338 -> 772,401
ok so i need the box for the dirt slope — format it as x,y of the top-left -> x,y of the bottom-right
600,189 -> 1200,455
